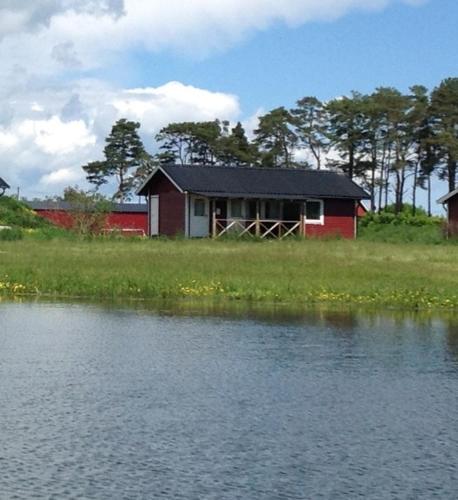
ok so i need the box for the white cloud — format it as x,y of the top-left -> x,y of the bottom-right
113,82 -> 240,132
17,116 -> 96,155
0,130 -> 18,148
40,167 -> 82,186
242,108 -> 264,139
0,1 -> 124,37
0,0 -> 427,197
0,0 -> 426,78
0,80 -> 241,197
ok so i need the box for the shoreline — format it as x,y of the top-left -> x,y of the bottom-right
1,237 -> 457,311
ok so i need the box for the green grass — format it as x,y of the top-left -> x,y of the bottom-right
358,223 -> 445,244
1,237 -> 457,310
0,196 -> 50,229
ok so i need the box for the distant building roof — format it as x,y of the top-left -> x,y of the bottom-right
0,177 -> 10,190
437,188 -> 458,204
137,164 -> 370,200
26,200 -> 147,213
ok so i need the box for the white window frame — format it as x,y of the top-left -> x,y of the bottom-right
305,199 -> 324,225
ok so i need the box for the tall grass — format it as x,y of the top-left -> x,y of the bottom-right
0,197 -> 50,228
1,238 -> 457,309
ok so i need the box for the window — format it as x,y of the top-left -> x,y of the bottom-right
265,201 -> 281,219
305,200 -> 323,224
231,199 -> 243,218
194,198 -> 206,217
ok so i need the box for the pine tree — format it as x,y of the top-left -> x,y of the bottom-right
325,92 -> 367,180
430,78 -> 458,192
83,119 -> 147,201
292,97 -> 328,169
216,122 -> 258,166
254,107 -> 298,168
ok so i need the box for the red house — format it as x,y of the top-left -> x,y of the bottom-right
137,164 -> 370,239
438,188 -> 458,236
27,201 -> 148,235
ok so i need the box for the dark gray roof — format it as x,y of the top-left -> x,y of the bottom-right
26,201 -> 147,213
0,177 -> 10,189
138,165 -> 370,200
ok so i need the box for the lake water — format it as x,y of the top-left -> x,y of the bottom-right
1,301 -> 458,499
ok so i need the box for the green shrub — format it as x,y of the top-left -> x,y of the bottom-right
0,227 -> 23,241
359,204 -> 443,230
359,222 -> 445,244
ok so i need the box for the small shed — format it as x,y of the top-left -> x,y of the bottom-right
137,164 -> 370,239
0,177 -> 10,196
27,201 -> 148,235
438,188 -> 458,236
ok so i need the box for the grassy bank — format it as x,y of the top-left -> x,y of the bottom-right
1,238 -> 457,310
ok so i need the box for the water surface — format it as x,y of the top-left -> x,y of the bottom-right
1,302 -> 458,499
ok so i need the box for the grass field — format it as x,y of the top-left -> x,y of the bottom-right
1,237 -> 457,310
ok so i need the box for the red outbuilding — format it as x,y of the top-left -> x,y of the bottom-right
137,164 -> 370,239
438,189 -> 458,236
27,201 -> 148,236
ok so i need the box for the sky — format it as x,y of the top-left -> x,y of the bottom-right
0,0 -> 456,210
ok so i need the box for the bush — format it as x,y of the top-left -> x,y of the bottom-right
357,204 -> 447,244
60,187 -> 112,236
0,227 -> 23,241
359,205 -> 443,229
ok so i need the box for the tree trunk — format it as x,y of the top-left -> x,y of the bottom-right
384,170 -> 389,209
384,144 -> 392,210
398,166 -> 406,213
370,148 -> 377,212
448,158 -> 457,192
427,173 -> 432,217
378,165 -> 384,213
412,161 -> 419,216
378,142 -> 387,213
348,147 -> 354,179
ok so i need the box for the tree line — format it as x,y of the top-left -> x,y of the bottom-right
83,77 -> 458,214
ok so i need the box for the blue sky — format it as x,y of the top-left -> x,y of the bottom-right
106,0 -> 457,114
0,0 -> 456,208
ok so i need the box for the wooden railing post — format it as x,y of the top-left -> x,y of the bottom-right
255,201 -> 260,237
212,200 -> 217,238
300,202 -> 305,238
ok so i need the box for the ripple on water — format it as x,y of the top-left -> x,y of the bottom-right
0,303 -> 458,499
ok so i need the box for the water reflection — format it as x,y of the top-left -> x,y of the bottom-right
445,319 -> 458,364
1,300 -> 458,498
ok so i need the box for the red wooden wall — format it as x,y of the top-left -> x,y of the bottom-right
448,196 -> 458,236
34,209 -> 148,235
148,171 -> 185,236
305,199 -> 356,239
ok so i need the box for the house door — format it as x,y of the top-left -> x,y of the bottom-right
215,199 -> 227,220
150,195 -> 159,236
283,201 -> 301,221
210,199 -> 227,235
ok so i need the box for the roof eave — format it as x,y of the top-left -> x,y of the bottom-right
136,166 -> 184,196
437,188 -> 458,204
191,191 -> 370,200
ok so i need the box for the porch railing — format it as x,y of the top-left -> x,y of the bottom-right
213,218 -> 304,239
